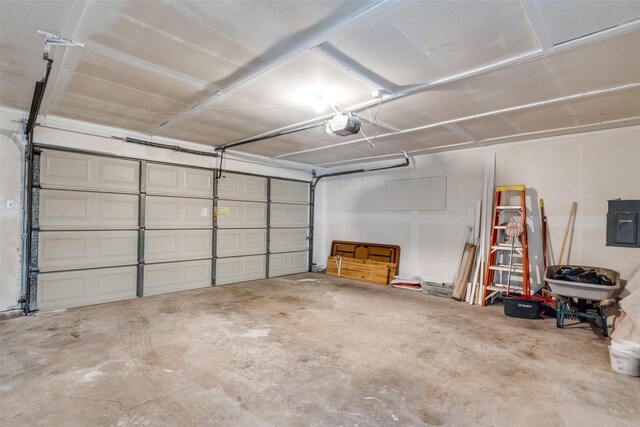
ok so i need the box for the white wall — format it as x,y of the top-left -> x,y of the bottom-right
0,110 -> 312,311
314,149 -> 485,283
495,125 -> 640,286
0,108 -> 27,311
314,125 -> 640,287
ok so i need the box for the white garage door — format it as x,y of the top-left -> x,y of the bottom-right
268,179 -> 310,277
35,150 -> 140,310
214,174 -> 311,284
30,148 -> 310,310
215,173 -> 268,285
143,162 -> 214,296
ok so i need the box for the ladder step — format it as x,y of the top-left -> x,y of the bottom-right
496,185 -> 525,192
487,284 -> 524,292
489,264 -> 524,273
492,244 -> 522,250
496,206 -> 522,210
494,225 -> 507,229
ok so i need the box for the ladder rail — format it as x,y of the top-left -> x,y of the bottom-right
520,188 -> 530,295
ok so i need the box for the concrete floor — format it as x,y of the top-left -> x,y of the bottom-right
1,273 -> 638,426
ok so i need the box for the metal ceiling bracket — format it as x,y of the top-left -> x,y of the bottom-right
37,29 -> 84,60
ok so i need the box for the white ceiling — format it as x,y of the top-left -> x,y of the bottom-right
1,0 -> 639,167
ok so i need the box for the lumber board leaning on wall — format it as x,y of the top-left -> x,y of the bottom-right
325,256 -> 397,285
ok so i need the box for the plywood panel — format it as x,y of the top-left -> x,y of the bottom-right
40,150 -> 139,192
145,196 -> 213,229
38,230 -> 138,272
215,255 -> 266,285
270,204 -> 309,228
269,251 -> 308,277
145,229 -> 213,263
271,179 -> 309,204
38,266 -> 137,310
146,163 -> 213,198
144,259 -> 211,296
270,228 -> 309,253
217,173 -> 267,201
216,201 -> 267,228
39,189 -> 139,230
216,229 -> 267,257
325,256 -> 396,285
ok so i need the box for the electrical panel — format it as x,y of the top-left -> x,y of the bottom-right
607,199 -> 640,248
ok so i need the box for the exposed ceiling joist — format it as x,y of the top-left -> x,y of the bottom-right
312,43 -> 398,94
254,19 -> 640,159
275,82 -> 640,159
443,124 -> 483,146
519,0 -> 554,49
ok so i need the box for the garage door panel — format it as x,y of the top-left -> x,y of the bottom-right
216,255 -> 266,285
145,196 -> 213,229
38,266 -> 137,310
38,230 -> 138,271
270,204 -> 309,227
39,190 -> 139,230
40,150 -> 139,192
216,229 -> 267,257
270,228 -> 309,253
146,163 -> 213,197
144,259 -> 211,296
216,201 -> 267,228
217,173 -> 267,201
269,251 -> 309,277
145,229 -> 213,263
271,179 -> 309,204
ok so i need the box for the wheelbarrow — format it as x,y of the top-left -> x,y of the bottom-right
544,265 -> 621,337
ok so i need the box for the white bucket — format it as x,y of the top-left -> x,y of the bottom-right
609,340 -> 640,377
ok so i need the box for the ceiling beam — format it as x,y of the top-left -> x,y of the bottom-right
479,116 -> 640,145
443,123 -> 485,148
249,20 -> 640,159
313,117 -> 640,167
145,0 -> 394,135
274,82 -> 640,158
312,43 -> 399,94
519,0 -> 554,50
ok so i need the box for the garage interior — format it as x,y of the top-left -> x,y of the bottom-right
1,1 -> 640,426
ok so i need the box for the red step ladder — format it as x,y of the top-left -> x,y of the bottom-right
482,185 -> 530,305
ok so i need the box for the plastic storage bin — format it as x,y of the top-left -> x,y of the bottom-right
502,295 -> 543,319
609,339 -> 640,377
